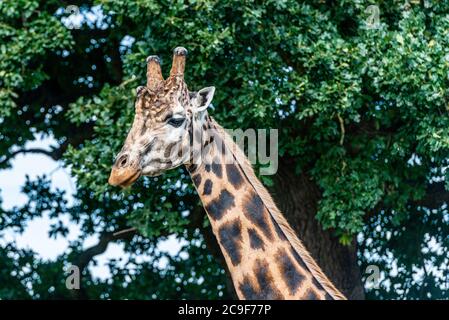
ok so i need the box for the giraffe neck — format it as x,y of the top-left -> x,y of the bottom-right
185,116 -> 346,300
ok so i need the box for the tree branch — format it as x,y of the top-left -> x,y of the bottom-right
275,45 -> 306,75
74,230 -> 136,273
69,229 -> 137,299
415,182 -> 449,209
337,113 -> 345,146
0,148 -> 59,166
365,181 -> 449,222
0,122 -> 94,168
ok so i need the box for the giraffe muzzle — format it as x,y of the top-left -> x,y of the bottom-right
108,167 -> 141,188
108,154 -> 142,187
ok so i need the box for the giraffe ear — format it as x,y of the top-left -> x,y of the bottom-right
193,86 -> 215,113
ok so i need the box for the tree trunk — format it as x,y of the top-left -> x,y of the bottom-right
270,159 -> 365,300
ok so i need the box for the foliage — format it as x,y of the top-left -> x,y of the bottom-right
0,0 -> 449,299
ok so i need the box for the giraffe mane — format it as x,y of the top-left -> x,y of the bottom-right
210,118 -> 347,300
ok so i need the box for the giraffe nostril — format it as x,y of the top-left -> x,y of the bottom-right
117,154 -> 129,168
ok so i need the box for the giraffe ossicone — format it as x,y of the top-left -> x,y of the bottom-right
108,47 -> 346,300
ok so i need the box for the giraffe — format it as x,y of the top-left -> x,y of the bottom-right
108,47 -> 346,300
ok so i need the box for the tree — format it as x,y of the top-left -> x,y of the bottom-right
1,0 -> 449,300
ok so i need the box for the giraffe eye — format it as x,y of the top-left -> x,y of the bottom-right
136,86 -> 146,96
167,117 -> 185,128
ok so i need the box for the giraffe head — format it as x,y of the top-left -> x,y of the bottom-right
108,47 -> 215,187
